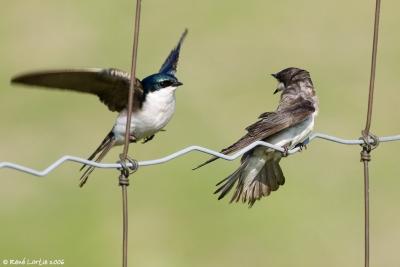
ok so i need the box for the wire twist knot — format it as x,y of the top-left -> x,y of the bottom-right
360,131 -> 379,162
361,131 -> 380,152
118,154 -> 139,186
360,149 -> 371,162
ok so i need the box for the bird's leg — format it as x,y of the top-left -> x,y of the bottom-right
142,134 -> 155,144
129,135 -> 137,143
295,137 -> 310,152
282,145 -> 290,157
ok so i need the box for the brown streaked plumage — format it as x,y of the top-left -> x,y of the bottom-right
194,67 -> 318,206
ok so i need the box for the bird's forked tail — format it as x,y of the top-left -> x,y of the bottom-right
79,131 -> 116,187
215,150 -> 285,207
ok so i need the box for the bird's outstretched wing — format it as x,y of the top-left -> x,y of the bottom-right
159,29 -> 188,75
11,68 -> 143,112
193,97 -> 315,170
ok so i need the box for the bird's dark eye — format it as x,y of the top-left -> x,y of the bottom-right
160,80 -> 173,87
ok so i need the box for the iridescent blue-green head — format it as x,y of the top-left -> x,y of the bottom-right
141,73 -> 183,93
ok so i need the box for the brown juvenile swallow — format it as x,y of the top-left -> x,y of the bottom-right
194,67 -> 318,206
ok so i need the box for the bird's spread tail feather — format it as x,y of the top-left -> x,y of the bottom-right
192,156 -> 219,170
215,151 -> 285,207
79,131 -> 116,187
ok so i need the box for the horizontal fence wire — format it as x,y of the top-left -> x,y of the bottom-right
1,132 -> 400,177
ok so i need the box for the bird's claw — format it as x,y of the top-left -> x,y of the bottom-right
142,134 -> 155,144
295,138 -> 310,152
282,145 -> 289,157
297,143 -> 307,151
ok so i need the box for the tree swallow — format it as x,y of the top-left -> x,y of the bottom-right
194,67 -> 318,207
11,29 -> 188,187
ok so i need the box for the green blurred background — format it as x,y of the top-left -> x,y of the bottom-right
1,0 -> 399,266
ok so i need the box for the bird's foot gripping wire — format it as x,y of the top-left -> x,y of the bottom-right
295,137 -> 310,152
282,145 -> 289,157
142,134 -> 155,144
360,131 -> 380,161
118,154 -> 139,186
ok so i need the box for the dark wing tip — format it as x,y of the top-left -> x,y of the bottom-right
180,28 -> 189,43
175,28 -> 189,50
10,76 -> 20,84
159,29 -> 189,75
11,73 -> 33,85
9,68 -> 102,86
10,70 -> 47,85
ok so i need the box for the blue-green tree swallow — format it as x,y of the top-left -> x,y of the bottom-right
11,29 -> 188,187
194,67 -> 318,206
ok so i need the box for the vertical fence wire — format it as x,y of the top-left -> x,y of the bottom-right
364,0 -> 381,135
122,1 -> 142,159
121,183 -> 129,267
362,1 -> 381,267
119,1 -> 142,267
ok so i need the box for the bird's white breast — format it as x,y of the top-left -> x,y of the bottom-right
267,113 -> 316,149
113,86 -> 177,144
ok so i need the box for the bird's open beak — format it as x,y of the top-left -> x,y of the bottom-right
174,81 -> 183,87
271,73 -> 280,94
273,82 -> 284,94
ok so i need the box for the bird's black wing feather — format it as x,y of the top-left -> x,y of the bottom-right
159,29 -> 188,75
193,97 -> 315,170
11,68 -> 143,112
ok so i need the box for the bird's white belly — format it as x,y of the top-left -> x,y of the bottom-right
266,114 -> 315,149
113,87 -> 176,145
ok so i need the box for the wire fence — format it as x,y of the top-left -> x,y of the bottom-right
0,0 -> 393,267
1,132 -> 399,177
118,1 -> 142,266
